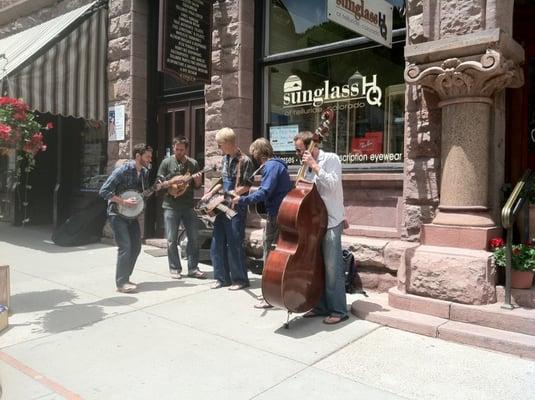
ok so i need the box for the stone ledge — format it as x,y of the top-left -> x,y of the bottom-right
351,293 -> 446,337
496,286 -> 535,308
352,293 -> 535,359
388,287 -> 451,318
389,287 -> 535,336
438,321 -> 535,360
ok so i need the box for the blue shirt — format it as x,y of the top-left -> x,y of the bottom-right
99,160 -> 150,216
238,158 -> 292,218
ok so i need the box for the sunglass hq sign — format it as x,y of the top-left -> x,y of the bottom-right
327,0 -> 393,48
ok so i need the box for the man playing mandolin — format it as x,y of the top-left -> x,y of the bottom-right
157,136 -> 206,280
295,131 -> 348,325
99,143 -> 153,293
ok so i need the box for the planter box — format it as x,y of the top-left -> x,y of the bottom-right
0,305 -> 7,332
0,264 -> 10,310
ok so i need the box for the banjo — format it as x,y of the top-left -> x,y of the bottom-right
116,181 -> 161,219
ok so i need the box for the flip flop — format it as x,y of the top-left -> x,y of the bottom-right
323,315 -> 349,325
254,300 -> 273,309
302,310 -> 323,318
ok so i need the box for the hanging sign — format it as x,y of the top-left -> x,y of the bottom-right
158,0 -> 212,83
327,0 -> 393,48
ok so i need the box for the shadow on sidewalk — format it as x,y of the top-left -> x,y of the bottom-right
0,223 -> 110,254
6,289 -> 137,335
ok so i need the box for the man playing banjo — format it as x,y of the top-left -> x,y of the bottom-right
99,143 -> 154,293
157,136 -> 206,280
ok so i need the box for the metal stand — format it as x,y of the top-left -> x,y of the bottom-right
283,311 -> 291,329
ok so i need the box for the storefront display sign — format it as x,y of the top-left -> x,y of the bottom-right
327,0 -> 393,48
108,104 -> 125,142
269,125 -> 299,152
282,74 -> 382,110
158,0 -> 212,83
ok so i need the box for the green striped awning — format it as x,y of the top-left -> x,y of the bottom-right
0,0 -> 108,121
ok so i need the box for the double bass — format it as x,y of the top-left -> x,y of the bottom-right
262,109 -> 334,319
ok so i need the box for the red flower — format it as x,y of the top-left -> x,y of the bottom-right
46,122 -> 53,129
489,238 -> 505,249
13,111 -> 26,121
0,123 -> 11,135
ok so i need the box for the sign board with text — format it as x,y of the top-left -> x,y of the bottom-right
158,0 -> 212,83
327,0 -> 393,48
270,125 -> 299,152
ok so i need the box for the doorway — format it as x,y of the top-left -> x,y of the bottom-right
507,2 -> 535,184
151,99 -> 206,237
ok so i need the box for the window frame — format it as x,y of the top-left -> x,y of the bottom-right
257,0 -> 407,172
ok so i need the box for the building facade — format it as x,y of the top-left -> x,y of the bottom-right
0,0 -> 533,302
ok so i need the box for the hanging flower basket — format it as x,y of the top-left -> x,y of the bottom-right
0,96 -> 51,176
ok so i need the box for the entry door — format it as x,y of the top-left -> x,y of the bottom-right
153,99 -> 205,236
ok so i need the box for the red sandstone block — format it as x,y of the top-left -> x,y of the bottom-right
449,303 -> 535,337
438,321 -> 535,360
351,295 -> 446,338
388,287 -> 451,318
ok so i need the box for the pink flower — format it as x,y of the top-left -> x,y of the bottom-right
0,123 -> 11,135
46,122 -> 54,129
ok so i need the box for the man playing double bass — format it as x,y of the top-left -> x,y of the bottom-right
157,136 -> 206,280
294,131 -> 348,325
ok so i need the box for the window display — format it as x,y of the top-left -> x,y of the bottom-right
266,44 -> 405,167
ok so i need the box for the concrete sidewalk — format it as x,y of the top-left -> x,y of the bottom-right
0,223 -> 534,399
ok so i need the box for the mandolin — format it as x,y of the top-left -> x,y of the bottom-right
167,165 -> 215,198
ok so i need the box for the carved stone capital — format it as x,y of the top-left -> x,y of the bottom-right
405,49 -> 524,102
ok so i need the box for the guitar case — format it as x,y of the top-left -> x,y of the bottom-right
52,198 -> 107,246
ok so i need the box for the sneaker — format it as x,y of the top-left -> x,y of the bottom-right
117,283 -> 137,293
170,270 -> 182,279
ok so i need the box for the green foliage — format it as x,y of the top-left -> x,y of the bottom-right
492,243 -> 535,272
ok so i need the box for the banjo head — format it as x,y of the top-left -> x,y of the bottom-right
118,190 -> 145,219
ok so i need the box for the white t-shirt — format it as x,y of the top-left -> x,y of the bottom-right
304,150 -> 345,229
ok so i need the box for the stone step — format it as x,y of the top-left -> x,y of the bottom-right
352,294 -> 535,359
388,287 -> 535,336
496,285 -> 535,308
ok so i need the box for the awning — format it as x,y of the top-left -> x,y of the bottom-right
0,0 -> 108,121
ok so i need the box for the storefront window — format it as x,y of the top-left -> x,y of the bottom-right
80,121 -> 107,191
268,0 -> 405,55
267,43 -> 405,167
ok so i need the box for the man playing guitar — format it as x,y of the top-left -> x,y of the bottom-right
99,143 -> 154,293
202,127 -> 254,290
157,136 -> 206,280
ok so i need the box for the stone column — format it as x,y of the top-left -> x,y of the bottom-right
405,50 -> 523,249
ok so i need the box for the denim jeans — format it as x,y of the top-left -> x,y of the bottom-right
110,215 -> 141,287
210,207 -> 249,285
313,222 -> 347,317
263,216 -> 279,263
164,208 -> 200,274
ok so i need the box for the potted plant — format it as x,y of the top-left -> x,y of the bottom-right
490,238 -> 535,289
0,96 -> 51,224
0,96 -> 49,175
